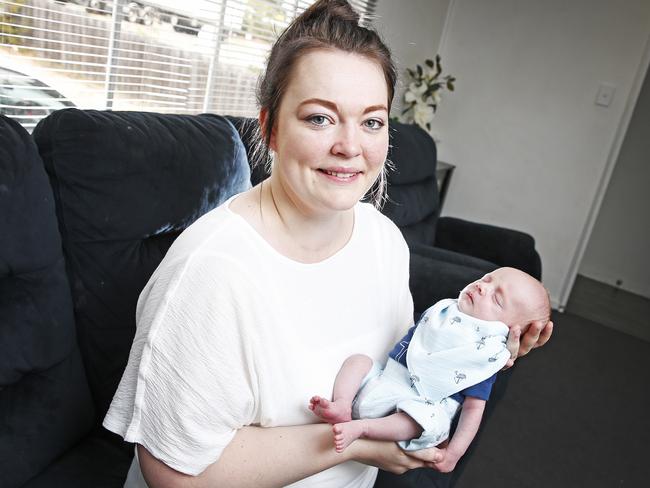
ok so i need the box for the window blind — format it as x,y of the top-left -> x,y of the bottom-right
0,0 -> 377,131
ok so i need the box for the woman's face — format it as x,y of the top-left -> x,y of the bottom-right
267,49 -> 390,215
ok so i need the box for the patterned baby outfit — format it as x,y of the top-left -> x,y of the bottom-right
351,299 -> 509,450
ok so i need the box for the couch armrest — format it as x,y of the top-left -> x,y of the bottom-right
434,217 -> 542,280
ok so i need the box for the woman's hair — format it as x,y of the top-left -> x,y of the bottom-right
252,0 -> 397,207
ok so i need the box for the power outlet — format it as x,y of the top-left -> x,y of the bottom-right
595,83 -> 616,107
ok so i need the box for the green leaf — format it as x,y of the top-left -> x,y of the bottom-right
425,59 -> 434,68
447,81 -> 455,91
433,54 -> 442,79
417,64 -> 423,77
407,68 -> 415,78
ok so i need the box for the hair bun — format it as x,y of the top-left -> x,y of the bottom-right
302,0 -> 361,25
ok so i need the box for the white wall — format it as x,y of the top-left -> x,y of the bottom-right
579,67 -> 650,299
431,0 -> 650,307
373,0 -> 450,115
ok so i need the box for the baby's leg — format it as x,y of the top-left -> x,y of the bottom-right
309,354 -> 373,424
332,412 -> 423,452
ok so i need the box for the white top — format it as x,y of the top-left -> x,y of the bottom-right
103,195 -> 414,488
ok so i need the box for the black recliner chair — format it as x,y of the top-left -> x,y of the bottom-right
383,120 -> 541,314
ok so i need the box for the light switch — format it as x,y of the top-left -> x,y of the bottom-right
595,83 -> 616,107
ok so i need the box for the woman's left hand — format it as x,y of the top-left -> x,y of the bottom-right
503,319 -> 554,369
401,444 -> 449,471
349,438 -> 439,474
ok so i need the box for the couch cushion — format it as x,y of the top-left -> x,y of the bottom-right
22,432 -> 132,488
32,109 -> 251,423
0,114 -> 95,487
383,121 -> 439,245
226,116 -> 270,185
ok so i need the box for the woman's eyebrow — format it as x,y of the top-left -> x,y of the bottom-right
298,98 -> 387,114
299,98 -> 338,111
363,104 -> 388,114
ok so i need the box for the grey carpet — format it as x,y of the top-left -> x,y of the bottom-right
455,311 -> 650,487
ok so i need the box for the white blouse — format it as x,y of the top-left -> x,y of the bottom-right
104,196 -> 414,488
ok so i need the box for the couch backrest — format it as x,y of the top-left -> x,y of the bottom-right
383,121 -> 440,246
0,115 -> 95,487
32,109 -> 251,423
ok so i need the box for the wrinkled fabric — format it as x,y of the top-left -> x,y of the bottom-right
406,300 -> 508,402
104,199 -> 414,487
353,300 -> 508,451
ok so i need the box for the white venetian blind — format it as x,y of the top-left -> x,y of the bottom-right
0,0 -> 377,131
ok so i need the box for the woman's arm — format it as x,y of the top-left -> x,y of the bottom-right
139,423 -> 432,488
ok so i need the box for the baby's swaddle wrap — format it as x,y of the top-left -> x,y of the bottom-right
352,299 -> 510,450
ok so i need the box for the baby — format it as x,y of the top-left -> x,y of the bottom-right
309,267 -> 551,472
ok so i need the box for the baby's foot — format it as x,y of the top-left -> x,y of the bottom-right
308,396 -> 352,424
333,421 -> 365,453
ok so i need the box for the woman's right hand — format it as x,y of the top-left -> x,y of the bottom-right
348,438 -> 443,474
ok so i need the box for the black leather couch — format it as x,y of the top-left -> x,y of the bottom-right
0,110 -> 541,487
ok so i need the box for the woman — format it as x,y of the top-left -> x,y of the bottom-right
104,1 -> 552,487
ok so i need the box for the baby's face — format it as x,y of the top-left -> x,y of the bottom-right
457,267 -> 545,329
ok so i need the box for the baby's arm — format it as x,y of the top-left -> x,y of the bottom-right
432,396 -> 486,473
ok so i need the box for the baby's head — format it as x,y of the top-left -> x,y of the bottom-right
458,267 -> 551,333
